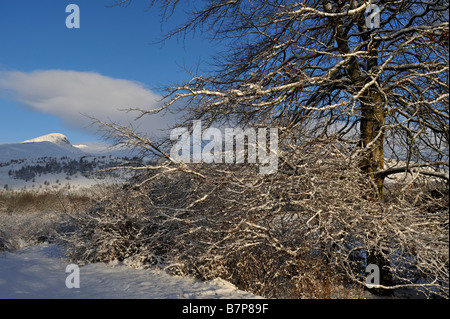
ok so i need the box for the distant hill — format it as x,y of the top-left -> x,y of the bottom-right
0,133 -> 142,191
0,133 -> 84,163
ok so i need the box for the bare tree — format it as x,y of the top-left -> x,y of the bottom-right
129,0 -> 449,193
73,0 -> 449,297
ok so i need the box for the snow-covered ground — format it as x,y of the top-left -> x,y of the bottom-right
0,243 -> 261,299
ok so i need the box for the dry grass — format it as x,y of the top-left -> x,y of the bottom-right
0,190 -> 91,215
0,189 -> 93,251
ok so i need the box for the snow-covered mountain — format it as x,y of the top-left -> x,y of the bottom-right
0,133 -> 141,191
0,133 -> 85,163
23,133 -> 74,146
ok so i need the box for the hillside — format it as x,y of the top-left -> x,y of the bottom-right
0,133 -> 139,191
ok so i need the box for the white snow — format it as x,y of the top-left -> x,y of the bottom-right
23,133 -> 72,146
0,133 -> 83,164
0,244 -> 261,299
21,133 -> 84,155
73,144 -> 88,149
72,141 -> 135,157
0,141 -> 82,163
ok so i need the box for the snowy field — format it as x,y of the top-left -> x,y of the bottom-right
0,243 -> 261,299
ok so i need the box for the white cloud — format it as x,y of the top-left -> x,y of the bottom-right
0,70 -> 176,138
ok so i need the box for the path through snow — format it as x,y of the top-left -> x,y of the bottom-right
0,244 -> 261,299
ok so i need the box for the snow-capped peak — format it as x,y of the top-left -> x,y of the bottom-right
22,133 -> 72,146
17,133 -> 83,156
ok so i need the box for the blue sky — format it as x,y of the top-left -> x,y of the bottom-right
0,0 -> 215,144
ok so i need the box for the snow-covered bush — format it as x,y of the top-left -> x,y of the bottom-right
59,189 -> 165,267
0,190 -> 91,250
59,136 -> 448,298
0,209 -> 65,250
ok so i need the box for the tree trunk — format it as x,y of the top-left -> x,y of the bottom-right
330,5 -> 389,293
360,89 -> 385,198
333,13 -> 385,197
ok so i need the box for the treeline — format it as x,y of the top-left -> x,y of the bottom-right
8,156 -> 142,182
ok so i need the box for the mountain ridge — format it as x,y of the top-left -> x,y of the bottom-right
0,133 -> 83,162
22,133 -> 74,148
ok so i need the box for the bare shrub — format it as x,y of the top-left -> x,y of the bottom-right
59,135 -> 448,298
0,190 -> 93,250
59,188 -> 164,266
0,209 -> 62,250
